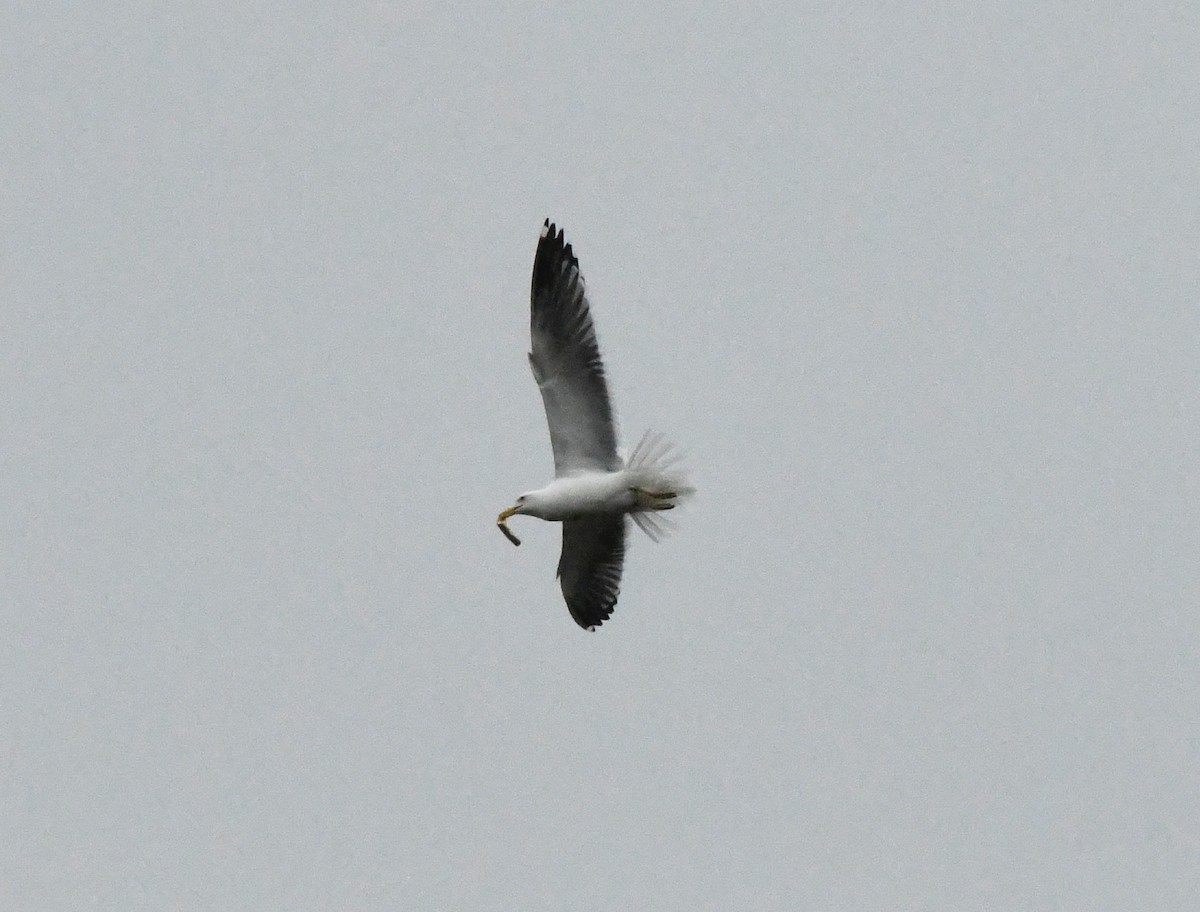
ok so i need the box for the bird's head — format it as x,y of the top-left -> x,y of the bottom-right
498,493 -> 531,522
496,493 -> 535,546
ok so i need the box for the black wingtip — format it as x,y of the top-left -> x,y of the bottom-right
536,219 -> 571,255
532,218 -> 579,303
573,614 -> 609,632
566,593 -> 617,631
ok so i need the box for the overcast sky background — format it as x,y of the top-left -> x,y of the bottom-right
4,2 -> 1198,909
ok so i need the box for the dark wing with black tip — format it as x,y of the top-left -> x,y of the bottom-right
558,516 -> 626,629
528,219 -> 620,476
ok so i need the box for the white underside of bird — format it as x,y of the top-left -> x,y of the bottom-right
499,430 -> 689,534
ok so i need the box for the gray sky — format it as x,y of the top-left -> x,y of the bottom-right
4,2 -> 1198,909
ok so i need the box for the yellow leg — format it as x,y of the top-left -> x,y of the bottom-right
630,487 -> 678,510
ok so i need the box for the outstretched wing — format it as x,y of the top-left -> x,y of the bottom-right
528,219 -> 620,476
558,517 -> 626,630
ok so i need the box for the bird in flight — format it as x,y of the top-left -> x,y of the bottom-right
497,219 -> 694,630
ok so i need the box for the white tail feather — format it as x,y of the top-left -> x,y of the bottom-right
631,508 -> 677,542
624,430 -> 695,541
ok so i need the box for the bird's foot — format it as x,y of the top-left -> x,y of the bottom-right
630,487 -> 678,511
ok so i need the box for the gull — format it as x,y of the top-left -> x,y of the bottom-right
497,219 -> 694,630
